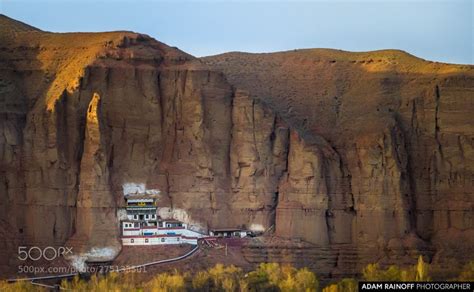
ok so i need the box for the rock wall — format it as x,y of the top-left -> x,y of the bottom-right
276,130 -> 354,246
229,89 -> 288,231
204,50 -> 474,268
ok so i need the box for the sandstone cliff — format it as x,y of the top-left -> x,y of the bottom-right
203,50 -> 474,271
0,14 -> 473,276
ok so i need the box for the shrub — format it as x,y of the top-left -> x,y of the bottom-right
0,280 -> 46,292
294,268 -> 318,292
60,273 -> 138,291
192,270 -> 211,290
147,271 -> 186,292
244,263 -> 318,292
322,278 -> 357,292
362,256 -> 430,282
458,261 -> 474,281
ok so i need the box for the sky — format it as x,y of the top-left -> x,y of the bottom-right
0,0 -> 472,64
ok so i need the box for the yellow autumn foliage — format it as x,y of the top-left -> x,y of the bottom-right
4,256 -> 472,291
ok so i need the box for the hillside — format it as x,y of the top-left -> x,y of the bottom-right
0,14 -> 41,35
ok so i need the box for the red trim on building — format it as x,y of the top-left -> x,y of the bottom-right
201,236 -> 218,240
121,234 -> 199,240
122,234 -> 180,239
123,227 -> 185,231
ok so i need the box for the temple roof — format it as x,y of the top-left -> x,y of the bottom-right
125,193 -> 159,200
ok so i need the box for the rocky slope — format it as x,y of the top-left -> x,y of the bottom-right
0,14 -> 473,276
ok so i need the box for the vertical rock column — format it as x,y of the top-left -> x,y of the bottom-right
229,90 -> 289,231
276,132 -> 331,245
72,92 -> 119,251
275,131 -> 355,245
347,124 -> 412,243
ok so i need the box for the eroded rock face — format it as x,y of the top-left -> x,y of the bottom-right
0,14 -> 473,275
276,130 -> 354,246
203,50 -> 474,268
0,15 -> 236,266
229,90 -> 289,231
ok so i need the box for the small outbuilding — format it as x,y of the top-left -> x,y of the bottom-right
209,228 -> 249,238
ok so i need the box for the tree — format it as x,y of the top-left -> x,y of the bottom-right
294,267 -> 318,292
207,263 -> 242,291
362,256 -> 431,282
415,256 -> 430,281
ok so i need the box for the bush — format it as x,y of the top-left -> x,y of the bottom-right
60,273 -> 138,291
458,261 -> 474,281
244,263 -> 318,292
362,256 -> 430,282
0,280 -> 46,292
192,270 -> 211,290
363,263 -> 404,281
322,278 -> 357,292
147,271 -> 186,292
294,268 -> 318,292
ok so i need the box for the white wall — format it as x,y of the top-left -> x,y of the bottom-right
122,182 -> 160,196
122,225 -> 205,238
122,236 -> 197,245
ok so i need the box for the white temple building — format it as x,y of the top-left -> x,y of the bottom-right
121,195 -> 204,246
